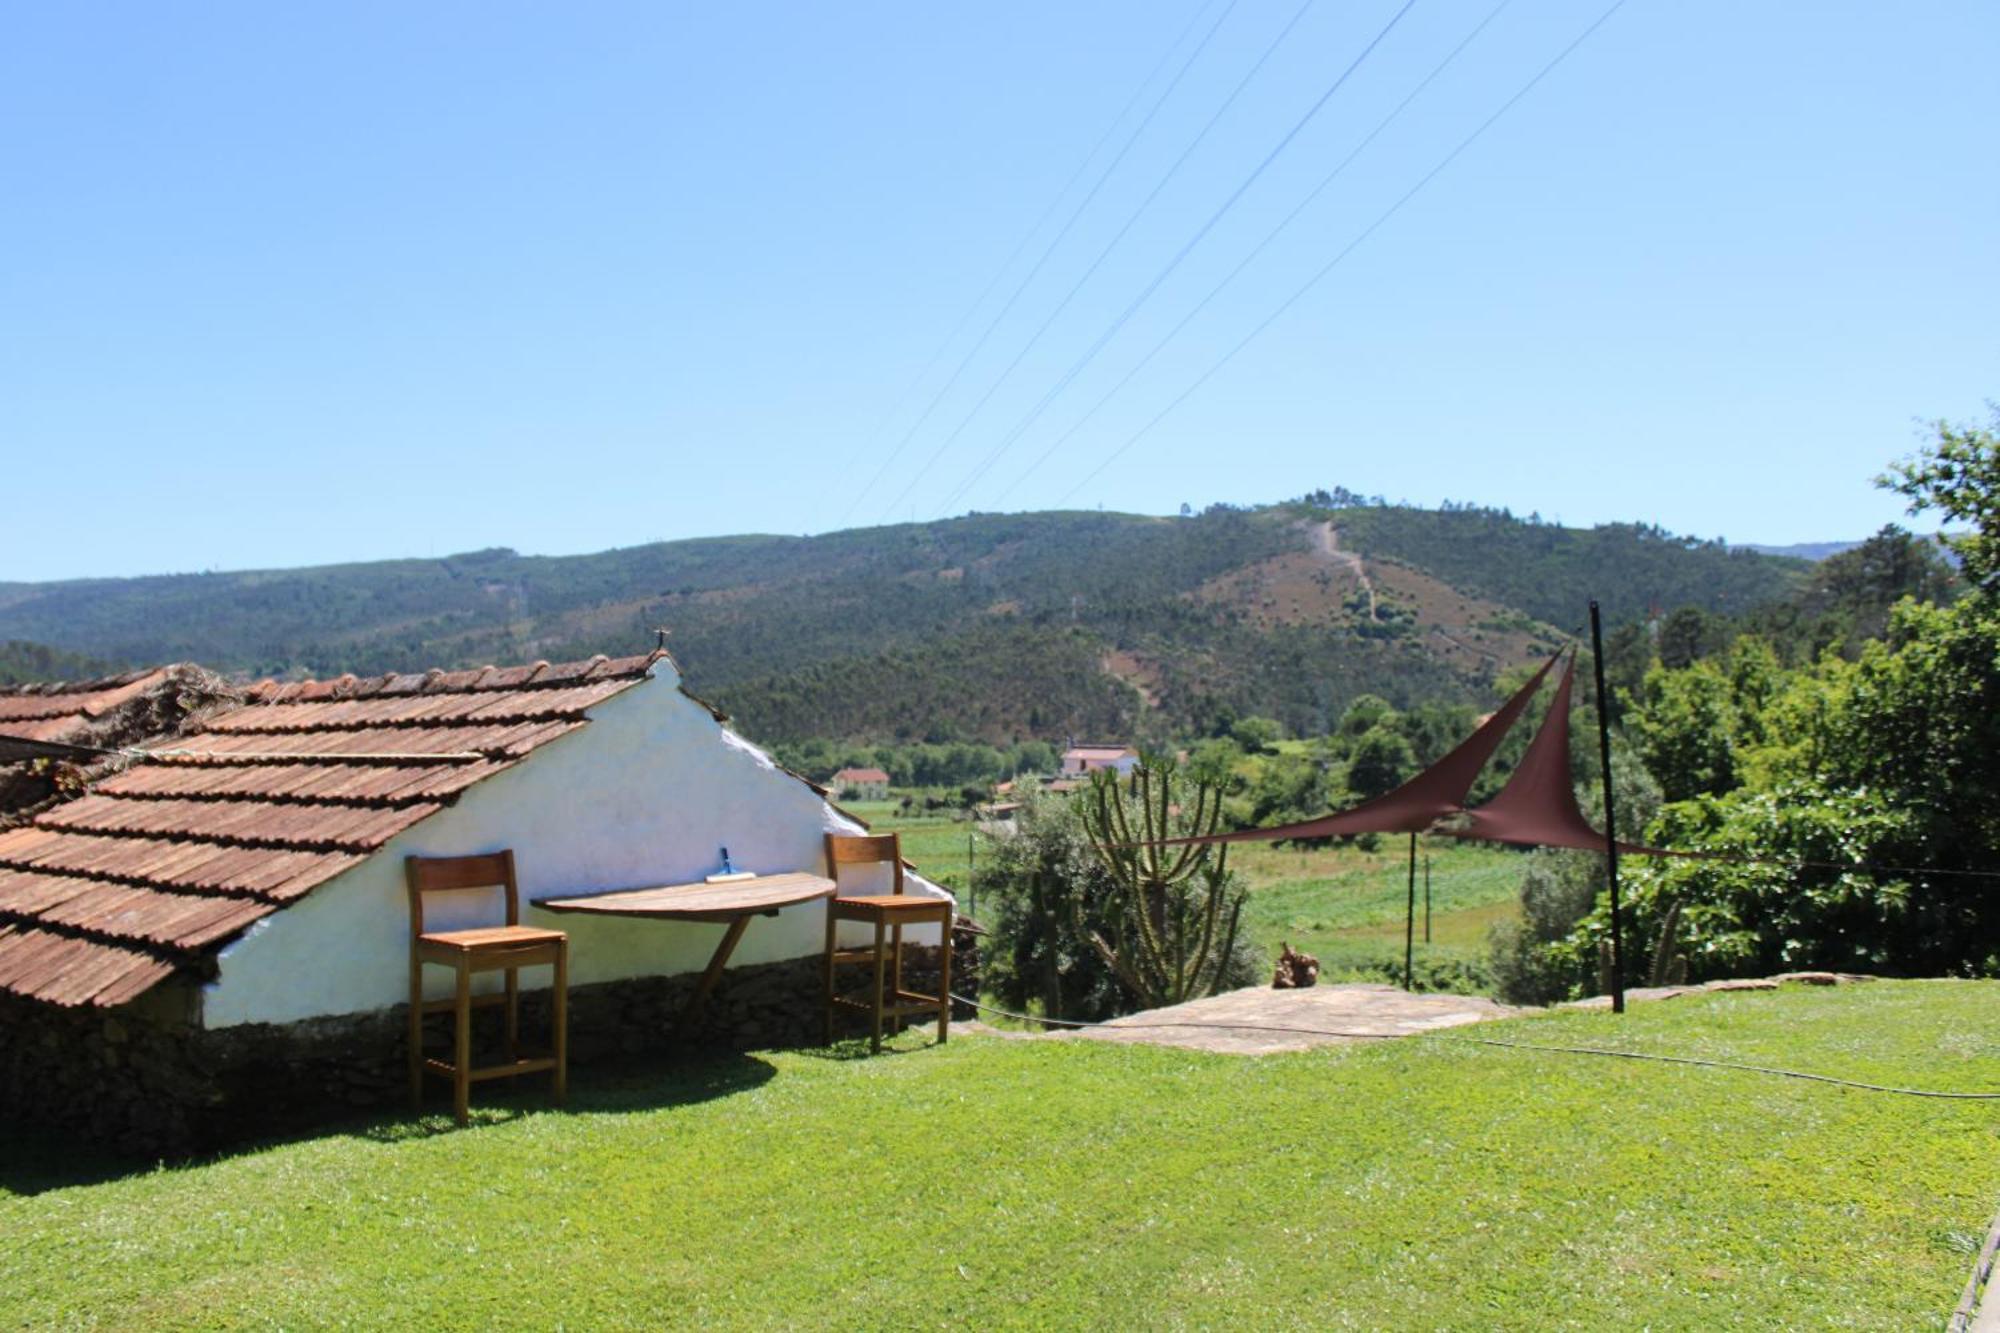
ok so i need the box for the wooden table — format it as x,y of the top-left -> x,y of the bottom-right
535,872 -> 836,1030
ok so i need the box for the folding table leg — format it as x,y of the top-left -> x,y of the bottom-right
682,915 -> 751,1032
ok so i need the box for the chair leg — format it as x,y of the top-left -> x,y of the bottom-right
870,918 -> 887,1054
452,964 -> 472,1127
822,900 -> 838,1046
505,965 -> 520,1064
891,922 -> 905,1036
937,910 -> 952,1045
552,942 -> 569,1108
408,953 -> 424,1111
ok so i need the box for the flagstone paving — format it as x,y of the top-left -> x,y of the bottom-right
1052,982 -> 1516,1055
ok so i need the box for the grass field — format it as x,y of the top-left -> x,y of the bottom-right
849,798 -> 1527,990
4,981 -> 1995,1327
840,799 -> 982,891
1230,839 -> 1525,986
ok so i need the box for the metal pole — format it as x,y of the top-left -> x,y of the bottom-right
1423,854 -> 1432,944
1403,831 -> 1417,991
966,830 -> 977,920
1589,600 -> 1626,1014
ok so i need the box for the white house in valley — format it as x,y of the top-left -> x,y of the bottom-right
1059,743 -> 1140,778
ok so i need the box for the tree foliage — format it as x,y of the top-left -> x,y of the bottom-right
1630,659 -> 1739,801
1346,726 -> 1417,801
969,793 -> 1131,1022
1881,404 -> 2000,593
1532,418 -> 2000,991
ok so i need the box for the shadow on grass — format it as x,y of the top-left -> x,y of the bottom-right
795,1030 -> 947,1063
0,1047 -> 780,1196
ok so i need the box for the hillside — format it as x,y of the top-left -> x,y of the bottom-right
0,502 -> 1804,743
1738,539 -> 1862,561
0,640 -> 118,687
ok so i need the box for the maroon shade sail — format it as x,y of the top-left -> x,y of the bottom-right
1167,650 -> 1561,845
1446,654 -> 1659,853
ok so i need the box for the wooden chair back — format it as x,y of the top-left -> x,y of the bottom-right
824,833 -> 904,896
405,850 -> 520,938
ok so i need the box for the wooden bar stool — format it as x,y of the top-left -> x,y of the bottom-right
406,851 -> 569,1125
823,832 -> 952,1053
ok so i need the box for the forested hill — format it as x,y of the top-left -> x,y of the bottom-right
0,640 -> 119,687
0,502 -> 1803,743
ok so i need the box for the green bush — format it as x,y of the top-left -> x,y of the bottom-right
970,793 -> 1132,1022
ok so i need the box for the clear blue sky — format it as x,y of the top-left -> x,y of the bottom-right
3,1 -> 1994,581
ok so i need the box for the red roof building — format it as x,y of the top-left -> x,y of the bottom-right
1059,744 -> 1139,777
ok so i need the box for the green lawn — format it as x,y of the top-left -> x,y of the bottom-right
5,981 -> 1996,1327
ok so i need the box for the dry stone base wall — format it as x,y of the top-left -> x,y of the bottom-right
0,933 -> 977,1158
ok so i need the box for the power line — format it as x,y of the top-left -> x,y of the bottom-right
1056,0 -> 1634,506
870,0 -> 1247,528
912,0 -> 1365,520
932,0 -> 1426,518
834,0 -> 1228,527
988,0 -> 1518,509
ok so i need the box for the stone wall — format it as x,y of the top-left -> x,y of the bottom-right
0,927 -> 978,1158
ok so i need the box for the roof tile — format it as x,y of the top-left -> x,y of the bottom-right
32,883 -> 275,949
0,926 -> 177,1007
1,649 -> 659,1006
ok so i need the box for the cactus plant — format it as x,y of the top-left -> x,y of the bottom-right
1079,755 -> 1246,1009
1646,899 -> 1690,988
1600,898 -> 1689,993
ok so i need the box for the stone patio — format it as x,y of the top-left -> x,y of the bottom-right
1049,982 -> 1518,1055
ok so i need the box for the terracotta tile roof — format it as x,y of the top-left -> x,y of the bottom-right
0,669 -> 176,739
832,767 -> 890,785
0,669 -> 184,763
0,651 -> 662,1008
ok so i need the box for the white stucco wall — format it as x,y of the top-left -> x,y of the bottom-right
201,661 -> 950,1029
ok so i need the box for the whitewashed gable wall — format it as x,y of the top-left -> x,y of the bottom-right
201,660 -> 948,1028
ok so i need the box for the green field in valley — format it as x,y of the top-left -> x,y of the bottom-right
839,799 -> 983,891
850,799 -> 1523,991
1229,838 -> 1525,987
4,981 -> 1995,1328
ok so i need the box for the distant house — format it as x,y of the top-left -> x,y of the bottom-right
1059,744 -> 1139,778
830,766 -> 890,800
0,650 -> 953,1150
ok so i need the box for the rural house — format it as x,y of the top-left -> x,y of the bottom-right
0,650 -> 959,1151
830,766 -> 890,800
1059,743 -> 1139,778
